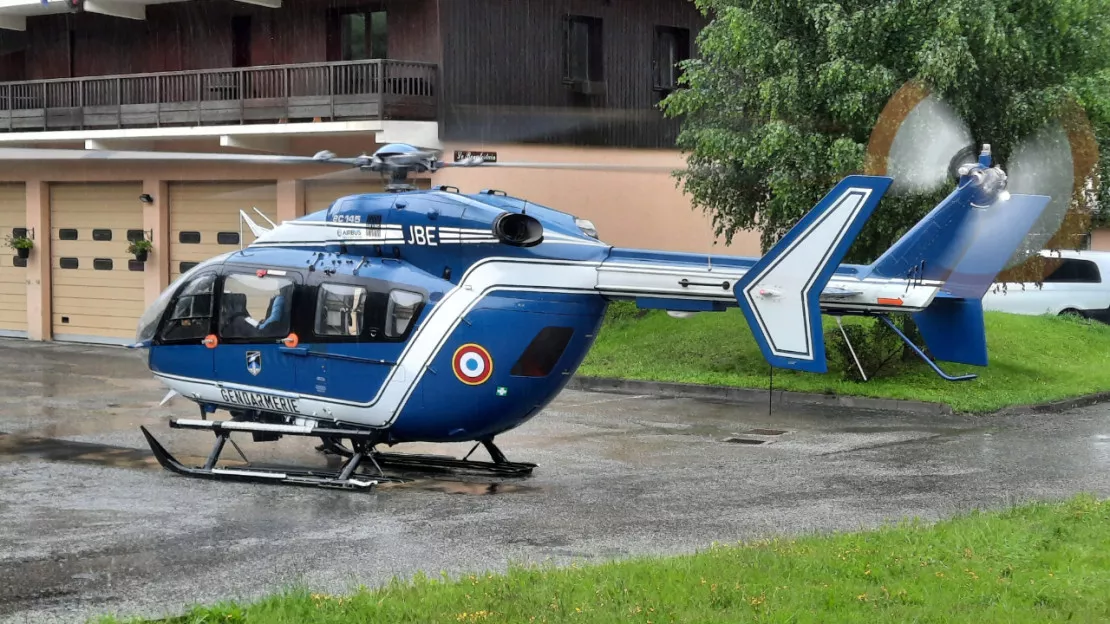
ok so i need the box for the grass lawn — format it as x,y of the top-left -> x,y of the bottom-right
576,303 -> 1110,413
97,494 -> 1110,623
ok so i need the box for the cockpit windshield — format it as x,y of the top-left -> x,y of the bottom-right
134,253 -> 231,344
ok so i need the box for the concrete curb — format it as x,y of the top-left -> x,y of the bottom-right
565,377 -> 953,415
989,391 -> 1110,416
566,377 -> 1110,416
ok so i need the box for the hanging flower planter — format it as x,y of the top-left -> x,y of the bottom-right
5,234 -> 32,259
127,239 -> 153,263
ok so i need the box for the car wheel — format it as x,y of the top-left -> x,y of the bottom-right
1059,308 -> 1082,317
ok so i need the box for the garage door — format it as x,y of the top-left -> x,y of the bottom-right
0,183 -> 27,337
168,181 -> 278,282
305,180 -> 387,214
50,182 -> 145,344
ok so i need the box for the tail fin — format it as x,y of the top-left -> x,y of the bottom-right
865,156 -> 1052,295
865,184 -> 980,284
734,175 -> 893,373
930,192 -> 1051,299
907,189 -> 1050,367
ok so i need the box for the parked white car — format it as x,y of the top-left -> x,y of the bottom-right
980,249 -> 1110,323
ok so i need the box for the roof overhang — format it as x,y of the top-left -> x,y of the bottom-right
0,119 -> 443,152
0,0 -> 280,31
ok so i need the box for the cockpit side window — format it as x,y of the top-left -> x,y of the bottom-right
158,272 -> 216,343
219,273 -> 295,341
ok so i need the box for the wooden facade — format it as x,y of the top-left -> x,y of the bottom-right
438,0 -> 705,147
0,0 -> 704,148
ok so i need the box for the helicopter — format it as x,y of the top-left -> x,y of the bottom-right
0,92 -> 1072,491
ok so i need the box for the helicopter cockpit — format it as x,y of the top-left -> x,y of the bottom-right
135,253 -> 231,346
134,248 -> 428,355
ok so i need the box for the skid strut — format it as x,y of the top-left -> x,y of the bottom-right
140,419 -> 400,490
141,418 -> 537,491
317,435 -> 537,478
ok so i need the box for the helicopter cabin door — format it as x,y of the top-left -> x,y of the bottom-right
210,267 -> 303,404
291,267 -> 426,408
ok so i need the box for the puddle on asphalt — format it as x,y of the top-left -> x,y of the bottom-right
0,433 -> 538,496
0,433 -> 204,471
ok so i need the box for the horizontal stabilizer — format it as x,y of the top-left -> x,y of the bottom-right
734,175 -> 893,373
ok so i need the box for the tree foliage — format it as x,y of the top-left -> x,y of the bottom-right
661,0 -> 1110,264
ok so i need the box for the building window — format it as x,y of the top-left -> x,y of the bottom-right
217,232 -> 240,245
653,26 -> 690,92
337,10 -> 387,61
563,15 -> 603,84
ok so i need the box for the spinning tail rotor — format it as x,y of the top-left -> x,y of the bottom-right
865,81 -> 1101,284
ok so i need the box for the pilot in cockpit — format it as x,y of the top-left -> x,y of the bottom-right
220,285 -> 293,338
261,285 -> 294,333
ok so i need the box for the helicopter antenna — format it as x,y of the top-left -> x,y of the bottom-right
252,206 -> 277,228
239,209 -> 271,237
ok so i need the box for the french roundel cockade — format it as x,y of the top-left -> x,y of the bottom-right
452,344 -> 493,385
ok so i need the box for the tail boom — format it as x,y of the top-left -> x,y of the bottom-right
595,156 -> 1051,377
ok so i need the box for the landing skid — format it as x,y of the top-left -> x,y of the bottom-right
833,314 -> 977,383
316,436 -> 536,479
140,418 -> 536,492
877,315 -> 978,382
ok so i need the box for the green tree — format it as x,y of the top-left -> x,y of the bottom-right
661,0 -> 1110,266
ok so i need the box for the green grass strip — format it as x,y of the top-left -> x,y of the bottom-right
576,305 -> 1110,413
98,494 -> 1110,623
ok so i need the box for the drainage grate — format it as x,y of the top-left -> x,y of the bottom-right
744,428 -> 787,436
723,437 -> 766,445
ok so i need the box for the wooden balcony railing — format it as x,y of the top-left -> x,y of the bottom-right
0,59 -> 438,132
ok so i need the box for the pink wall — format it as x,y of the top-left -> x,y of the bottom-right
1091,228 -> 1110,251
433,142 -> 762,256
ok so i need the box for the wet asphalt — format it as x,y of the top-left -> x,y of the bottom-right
0,338 -> 1108,623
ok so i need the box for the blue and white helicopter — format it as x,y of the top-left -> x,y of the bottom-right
5,93 -> 1067,491
120,139 -> 1051,491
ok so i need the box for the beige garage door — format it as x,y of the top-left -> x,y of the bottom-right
168,181 -> 278,282
0,183 -> 27,337
50,182 -> 145,344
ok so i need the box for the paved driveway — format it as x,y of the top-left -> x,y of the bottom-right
0,339 -> 1108,623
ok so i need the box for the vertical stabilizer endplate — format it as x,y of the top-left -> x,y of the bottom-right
734,175 -> 893,372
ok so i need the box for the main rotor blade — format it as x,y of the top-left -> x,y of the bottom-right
443,159 -> 681,173
0,147 -> 360,166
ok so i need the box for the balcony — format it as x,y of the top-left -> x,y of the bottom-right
0,59 -> 438,133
